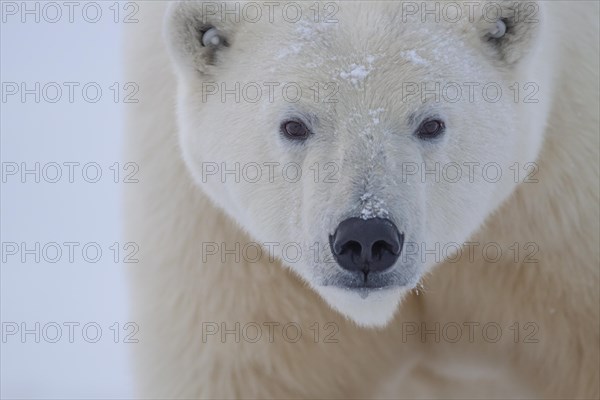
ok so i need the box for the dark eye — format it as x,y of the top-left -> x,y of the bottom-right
281,119 -> 311,140
416,118 -> 446,140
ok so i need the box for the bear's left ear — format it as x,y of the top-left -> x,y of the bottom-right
477,0 -> 542,67
163,1 -> 244,78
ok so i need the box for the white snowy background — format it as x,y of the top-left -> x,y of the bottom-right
1,2 -> 134,398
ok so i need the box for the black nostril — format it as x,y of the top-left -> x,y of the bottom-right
340,240 -> 361,255
340,241 -> 362,263
329,217 -> 404,275
372,240 -> 394,261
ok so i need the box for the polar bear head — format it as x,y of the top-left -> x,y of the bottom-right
164,0 -> 544,327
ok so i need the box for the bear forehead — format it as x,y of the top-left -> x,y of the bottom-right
242,3 -> 484,83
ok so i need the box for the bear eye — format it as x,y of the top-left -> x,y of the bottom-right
416,118 -> 446,140
280,119 -> 311,140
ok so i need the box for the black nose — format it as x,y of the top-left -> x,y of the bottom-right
329,218 -> 404,274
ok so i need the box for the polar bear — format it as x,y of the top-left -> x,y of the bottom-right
124,1 -> 599,398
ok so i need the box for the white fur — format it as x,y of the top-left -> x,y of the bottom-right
125,1 -> 599,398
317,286 -> 408,328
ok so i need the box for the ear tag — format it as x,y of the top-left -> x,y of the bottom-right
201,28 -> 222,47
489,19 -> 507,39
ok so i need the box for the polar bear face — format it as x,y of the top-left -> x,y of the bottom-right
165,1 -> 543,326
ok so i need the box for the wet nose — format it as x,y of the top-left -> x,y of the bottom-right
329,218 -> 403,274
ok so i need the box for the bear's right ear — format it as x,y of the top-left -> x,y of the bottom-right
164,2 -> 241,77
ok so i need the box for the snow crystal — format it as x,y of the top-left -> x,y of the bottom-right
296,25 -> 315,39
368,108 -> 385,126
359,193 -> 389,220
401,49 -> 428,66
275,20 -> 335,60
276,43 -> 304,59
360,193 -> 372,201
340,64 -> 372,88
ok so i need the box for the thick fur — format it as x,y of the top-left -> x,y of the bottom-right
124,1 -> 599,398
